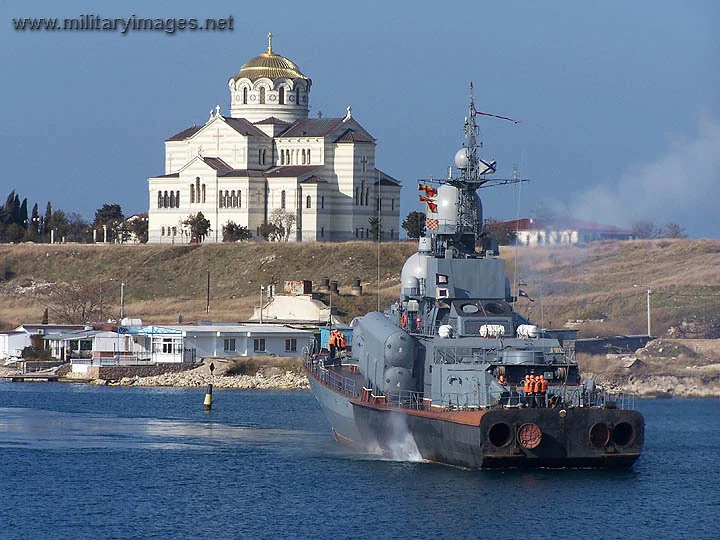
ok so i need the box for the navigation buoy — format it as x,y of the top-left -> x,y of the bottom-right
203,383 -> 213,411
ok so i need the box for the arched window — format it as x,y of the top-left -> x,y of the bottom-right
321,226 -> 324,238
307,149 -> 311,163
302,149 -> 306,165
176,191 -> 180,207
259,87 -> 265,104
161,226 -> 165,236
163,191 -> 169,208
229,190 -> 235,208
391,198 -> 395,211
364,189 -> 369,206
238,190 -> 242,208
355,187 -> 360,206
158,191 -> 162,208
321,196 -> 325,209
280,150 -> 285,165
262,149 -> 266,165
196,178 -> 200,200
278,87 -> 285,105
190,184 -> 195,203
281,190 -> 286,209
225,190 -> 229,208
295,87 -> 300,104
306,195 -> 311,209
202,184 -> 206,203
242,87 -> 247,104
170,191 -> 176,208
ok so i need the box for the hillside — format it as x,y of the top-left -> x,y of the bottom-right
1,239 -> 720,338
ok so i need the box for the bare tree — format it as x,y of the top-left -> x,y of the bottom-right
269,208 -> 296,242
631,219 -> 659,239
661,222 -> 687,239
45,282 -> 101,323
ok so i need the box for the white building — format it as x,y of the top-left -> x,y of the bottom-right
505,218 -> 633,246
0,331 -> 29,362
147,34 -> 401,244
121,322 -> 313,362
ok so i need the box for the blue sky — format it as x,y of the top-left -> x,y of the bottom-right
3,0 -> 719,237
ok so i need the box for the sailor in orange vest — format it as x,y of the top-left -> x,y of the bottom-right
523,374 -> 533,407
328,330 -> 337,359
533,375 -> 543,407
539,375 -> 548,407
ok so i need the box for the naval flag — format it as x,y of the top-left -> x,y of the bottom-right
418,183 -> 438,197
518,289 -> 535,302
479,159 -> 496,175
419,195 -> 438,213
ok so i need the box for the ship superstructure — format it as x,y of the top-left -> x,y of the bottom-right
305,86 -> 644,468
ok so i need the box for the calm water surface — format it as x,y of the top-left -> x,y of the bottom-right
0,382 -> 717,540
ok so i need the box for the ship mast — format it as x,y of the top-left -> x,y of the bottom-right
450,83 -> 486,249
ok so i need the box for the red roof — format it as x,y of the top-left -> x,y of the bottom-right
503,218 -> 630,234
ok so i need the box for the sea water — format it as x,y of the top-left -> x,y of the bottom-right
0,382 -> 717,540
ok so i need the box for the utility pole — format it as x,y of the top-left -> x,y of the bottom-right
206,270 -> 211,314
646,288 -> 652,337
260,286 -> 265,324
120,281 -> 126,320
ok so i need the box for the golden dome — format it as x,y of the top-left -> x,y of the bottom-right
231,33 -> 308,82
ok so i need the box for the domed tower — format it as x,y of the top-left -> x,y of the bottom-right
228,33 -> 312,123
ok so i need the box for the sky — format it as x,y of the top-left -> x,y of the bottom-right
3,0 -> 719,238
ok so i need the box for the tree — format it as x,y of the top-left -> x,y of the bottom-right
65,213 -> 90,243
661,222 -> 687,239
258,222 -> 283,241
368,216 -> 383,241
94,203 -> 125,242
42,201 -> 52,239
47,209 -> 70,241
183,212 -> 212,243
44,282 -> 101,323
402,211 -> 426,239
223,221 -> 252,242
268,208 -> 296,242
631,219 -> 659,239
484,219 -> 518,245
126,216 -> 149,243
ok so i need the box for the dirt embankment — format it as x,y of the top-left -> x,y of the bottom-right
580,338 -> 720,398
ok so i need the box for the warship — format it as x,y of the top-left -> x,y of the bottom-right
305,86 -> 644,468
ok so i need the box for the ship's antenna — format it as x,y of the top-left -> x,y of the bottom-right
512,164 -> 521,302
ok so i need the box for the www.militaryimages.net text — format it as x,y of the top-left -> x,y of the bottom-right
12,14 -> 235,35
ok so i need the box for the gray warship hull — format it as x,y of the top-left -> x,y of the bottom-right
305,85 -> 644,469
307,363 -> 644,469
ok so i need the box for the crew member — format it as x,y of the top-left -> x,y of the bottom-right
498,374 -> 507,386
534,375 -> 544,407
328,330 -> 337,359
523,374 -> 533,407
539,375 -> 548,407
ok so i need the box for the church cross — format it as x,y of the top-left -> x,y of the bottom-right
212,128 -> 224,151
232,144 -> 239,164
360,155 -> 368,173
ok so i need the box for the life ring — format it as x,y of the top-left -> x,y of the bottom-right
400,311 -> 407,326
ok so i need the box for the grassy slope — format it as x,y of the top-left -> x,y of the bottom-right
2,239 -> 720,339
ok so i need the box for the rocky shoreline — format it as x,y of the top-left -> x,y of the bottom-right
3,350 -> 719,398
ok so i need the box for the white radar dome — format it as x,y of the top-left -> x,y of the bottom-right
454,147 -> 469,169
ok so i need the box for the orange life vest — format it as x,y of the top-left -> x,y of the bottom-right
541,378 -> 548,393
524,378 -> 532,394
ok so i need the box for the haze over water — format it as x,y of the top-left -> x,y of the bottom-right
0,383 -> 717,540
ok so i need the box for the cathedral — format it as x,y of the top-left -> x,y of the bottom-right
147,34 -> 401,243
